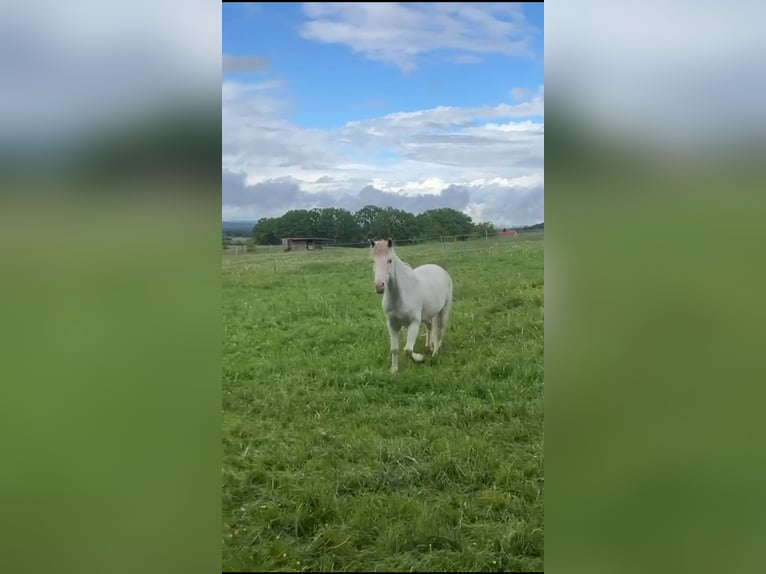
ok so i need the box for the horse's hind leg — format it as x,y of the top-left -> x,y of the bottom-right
430,315 -> 442,356
432,299 -> 452,356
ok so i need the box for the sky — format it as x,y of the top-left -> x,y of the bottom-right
222,2 -> 544,227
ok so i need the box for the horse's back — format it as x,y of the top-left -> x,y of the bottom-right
414,263 -> 451,284
414,264 -> 452,314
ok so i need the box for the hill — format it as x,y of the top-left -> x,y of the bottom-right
222,221 -> 256,236
516,222 -> 544,231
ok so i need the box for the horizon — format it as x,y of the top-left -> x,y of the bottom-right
223,3 -> 544,228
222,212 -> 544,226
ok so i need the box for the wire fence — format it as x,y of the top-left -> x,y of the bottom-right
223,230 -> 533,255
222,230 -> 543,273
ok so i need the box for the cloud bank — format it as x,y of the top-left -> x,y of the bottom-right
223,79 -> 543,226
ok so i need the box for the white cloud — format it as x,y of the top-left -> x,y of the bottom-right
341,99 -> 543,135
510,87 -> 531,101
299,2 -> 539,71
222,76 -> 544,227
370,177 -> 450,197
510,84 -> 544,103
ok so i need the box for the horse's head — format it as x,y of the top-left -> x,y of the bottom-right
370,237 -> 393,294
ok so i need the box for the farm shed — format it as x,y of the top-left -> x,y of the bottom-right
281,237 -> 334,252
497,228 -> 518,237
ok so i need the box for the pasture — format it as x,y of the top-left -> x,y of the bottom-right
222,232 -> 544,572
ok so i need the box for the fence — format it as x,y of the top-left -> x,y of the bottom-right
221,229 -> 543,273
224,229 -> 538,255
224,244 -> 250,255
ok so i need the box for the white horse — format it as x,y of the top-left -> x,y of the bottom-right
370,238 -> 453,373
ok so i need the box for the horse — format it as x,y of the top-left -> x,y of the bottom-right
369,238 -> 453,373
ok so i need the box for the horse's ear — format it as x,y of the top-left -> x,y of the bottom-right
369,239 -> 374,247
387,237 -> 393,248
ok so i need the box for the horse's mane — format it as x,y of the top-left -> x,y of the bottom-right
392,248 -> 413,270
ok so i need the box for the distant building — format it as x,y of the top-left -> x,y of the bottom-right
281,237 -> 334,252
497,228 -> 518,237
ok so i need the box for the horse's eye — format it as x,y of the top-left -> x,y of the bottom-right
388,258 -> 392,263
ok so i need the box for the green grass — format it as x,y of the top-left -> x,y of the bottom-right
222,232 -> 544,572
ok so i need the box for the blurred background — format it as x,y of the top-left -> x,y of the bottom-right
546,1 -> 766,574
0,1 -> 221,574
2,0 -> 766,573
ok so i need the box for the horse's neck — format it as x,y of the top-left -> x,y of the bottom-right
387,252 -> 416,304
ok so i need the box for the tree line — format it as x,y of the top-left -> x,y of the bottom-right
250,206 -> 498,246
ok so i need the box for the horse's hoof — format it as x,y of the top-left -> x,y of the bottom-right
411,353 -> 424,363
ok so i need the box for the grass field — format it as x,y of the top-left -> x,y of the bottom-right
222,232 -> 544,572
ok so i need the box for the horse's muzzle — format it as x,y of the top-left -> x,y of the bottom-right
375,283 -> 385,294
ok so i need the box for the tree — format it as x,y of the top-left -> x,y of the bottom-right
355,205 -> 385,239
252,217 -> 280,245
368,207 -> 418,242
251,205 -> 503,246
334,209 -> 362,243
416,208 -> 476,239
313,207 -> 361,244
474,221 -> 496,238
276,209 -> 316,239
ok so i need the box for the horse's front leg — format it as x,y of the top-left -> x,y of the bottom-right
387,318 -> 400,373
404,320 -> 425,364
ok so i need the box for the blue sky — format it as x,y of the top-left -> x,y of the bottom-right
222,3 -> 544,227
